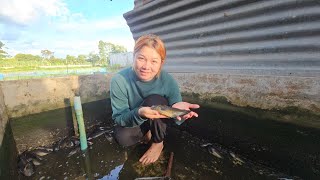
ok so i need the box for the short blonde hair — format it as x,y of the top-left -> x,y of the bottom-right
133,34 -> 166,77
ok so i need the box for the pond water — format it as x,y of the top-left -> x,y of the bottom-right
14,127 -> 297,180
5,100 -> 320,179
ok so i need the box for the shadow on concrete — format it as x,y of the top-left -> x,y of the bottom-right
0,121 -> 18,180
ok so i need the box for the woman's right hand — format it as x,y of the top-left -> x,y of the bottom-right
138,107 -> 168,119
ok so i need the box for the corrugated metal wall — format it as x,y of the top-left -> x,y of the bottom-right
124,0 -> 320,77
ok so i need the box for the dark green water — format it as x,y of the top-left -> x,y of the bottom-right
180,105 -> 320,179
6,100 -> 320,179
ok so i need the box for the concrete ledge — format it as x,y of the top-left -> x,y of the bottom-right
0,74 -> 112,118
173,73 -> 320,114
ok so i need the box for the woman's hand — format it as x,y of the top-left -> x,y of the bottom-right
172,102 -> 200,121
138,106 -> 168,120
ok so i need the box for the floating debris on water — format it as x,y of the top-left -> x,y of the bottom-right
200,143 -> 212,147
230,152 -> 244,165
208,147 -> 223,159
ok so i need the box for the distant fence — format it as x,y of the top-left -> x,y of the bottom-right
110,52 -> 133,67
0,67 -> 107,81
39,65 -> 92,68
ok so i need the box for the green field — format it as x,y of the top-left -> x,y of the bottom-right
0,65 -> 123,81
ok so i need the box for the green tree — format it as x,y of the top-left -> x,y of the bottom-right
77,55 -> 87,64
98,41 -> 127,65
87,52 -> 100,66
14,54 -> 41,61
41,49 -> 54,60
0,41 -> 8,59
98,41 -> 107,65
66,55 -> 77,65
113,44 -> 127,53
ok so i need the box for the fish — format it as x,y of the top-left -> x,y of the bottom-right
53,140 -> 61,151
87,140 -> 94,146
36,146 -> 54,152
87,129 -> 113,141
59,137 -> 77,149
105,133 -> 114,142
30,149 -> 51,157
98,126 -> 114,130
29,158 -> 41,166
54,136 -> 81,151
67,146 -> 81,157
208,147 -> 223,159
17,155 -> 35,177
150,105 -> 191,118
20,161 -> 35,177
23,152 -> 42,166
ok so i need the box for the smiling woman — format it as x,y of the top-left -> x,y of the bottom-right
133,46 -> 163,81
110,34 -> 200,165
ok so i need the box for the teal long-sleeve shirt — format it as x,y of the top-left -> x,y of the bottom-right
110,67 -> 182,127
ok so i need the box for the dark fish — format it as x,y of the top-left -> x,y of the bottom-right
59,137 -> 76,149
36,146 -> 54,152
30,149 -> 51,157
67,146 -> 80,157
70,136 -> 81,146
29,158 -> 41,166
150,105 -> 191,118
87,140 -> 94,146
208,147 -> 223,159
24,152 -> 42,166
98,126 -> 114,131
54,136 -> 80,150
53,140 -> 61,151
105,133 -> 114,142
20,161 -> 35,177
87,129 -> 113,141
17,155 -> 35,177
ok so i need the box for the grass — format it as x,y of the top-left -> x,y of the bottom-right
0,65 -> 126,81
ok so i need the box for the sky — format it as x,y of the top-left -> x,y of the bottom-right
0,0 -> 135,58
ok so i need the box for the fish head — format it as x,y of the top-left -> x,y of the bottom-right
22,162 -> 35,176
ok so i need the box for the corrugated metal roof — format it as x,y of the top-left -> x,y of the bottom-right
124,0 -> 320,77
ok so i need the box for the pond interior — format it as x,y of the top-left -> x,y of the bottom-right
2,99 -> 320,180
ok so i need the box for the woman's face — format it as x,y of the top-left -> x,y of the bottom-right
133,46 -> 163,82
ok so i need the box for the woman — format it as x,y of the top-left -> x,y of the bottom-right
110,34 -> 199,165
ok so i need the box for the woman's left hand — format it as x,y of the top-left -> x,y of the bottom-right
172,102 -> 200,121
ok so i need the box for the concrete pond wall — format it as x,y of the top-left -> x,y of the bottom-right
1,73 -> 319,120
0,74 -> 112,118
0,83 -> 18,179
0,84 -> 8,150
0,71 -> 319,179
